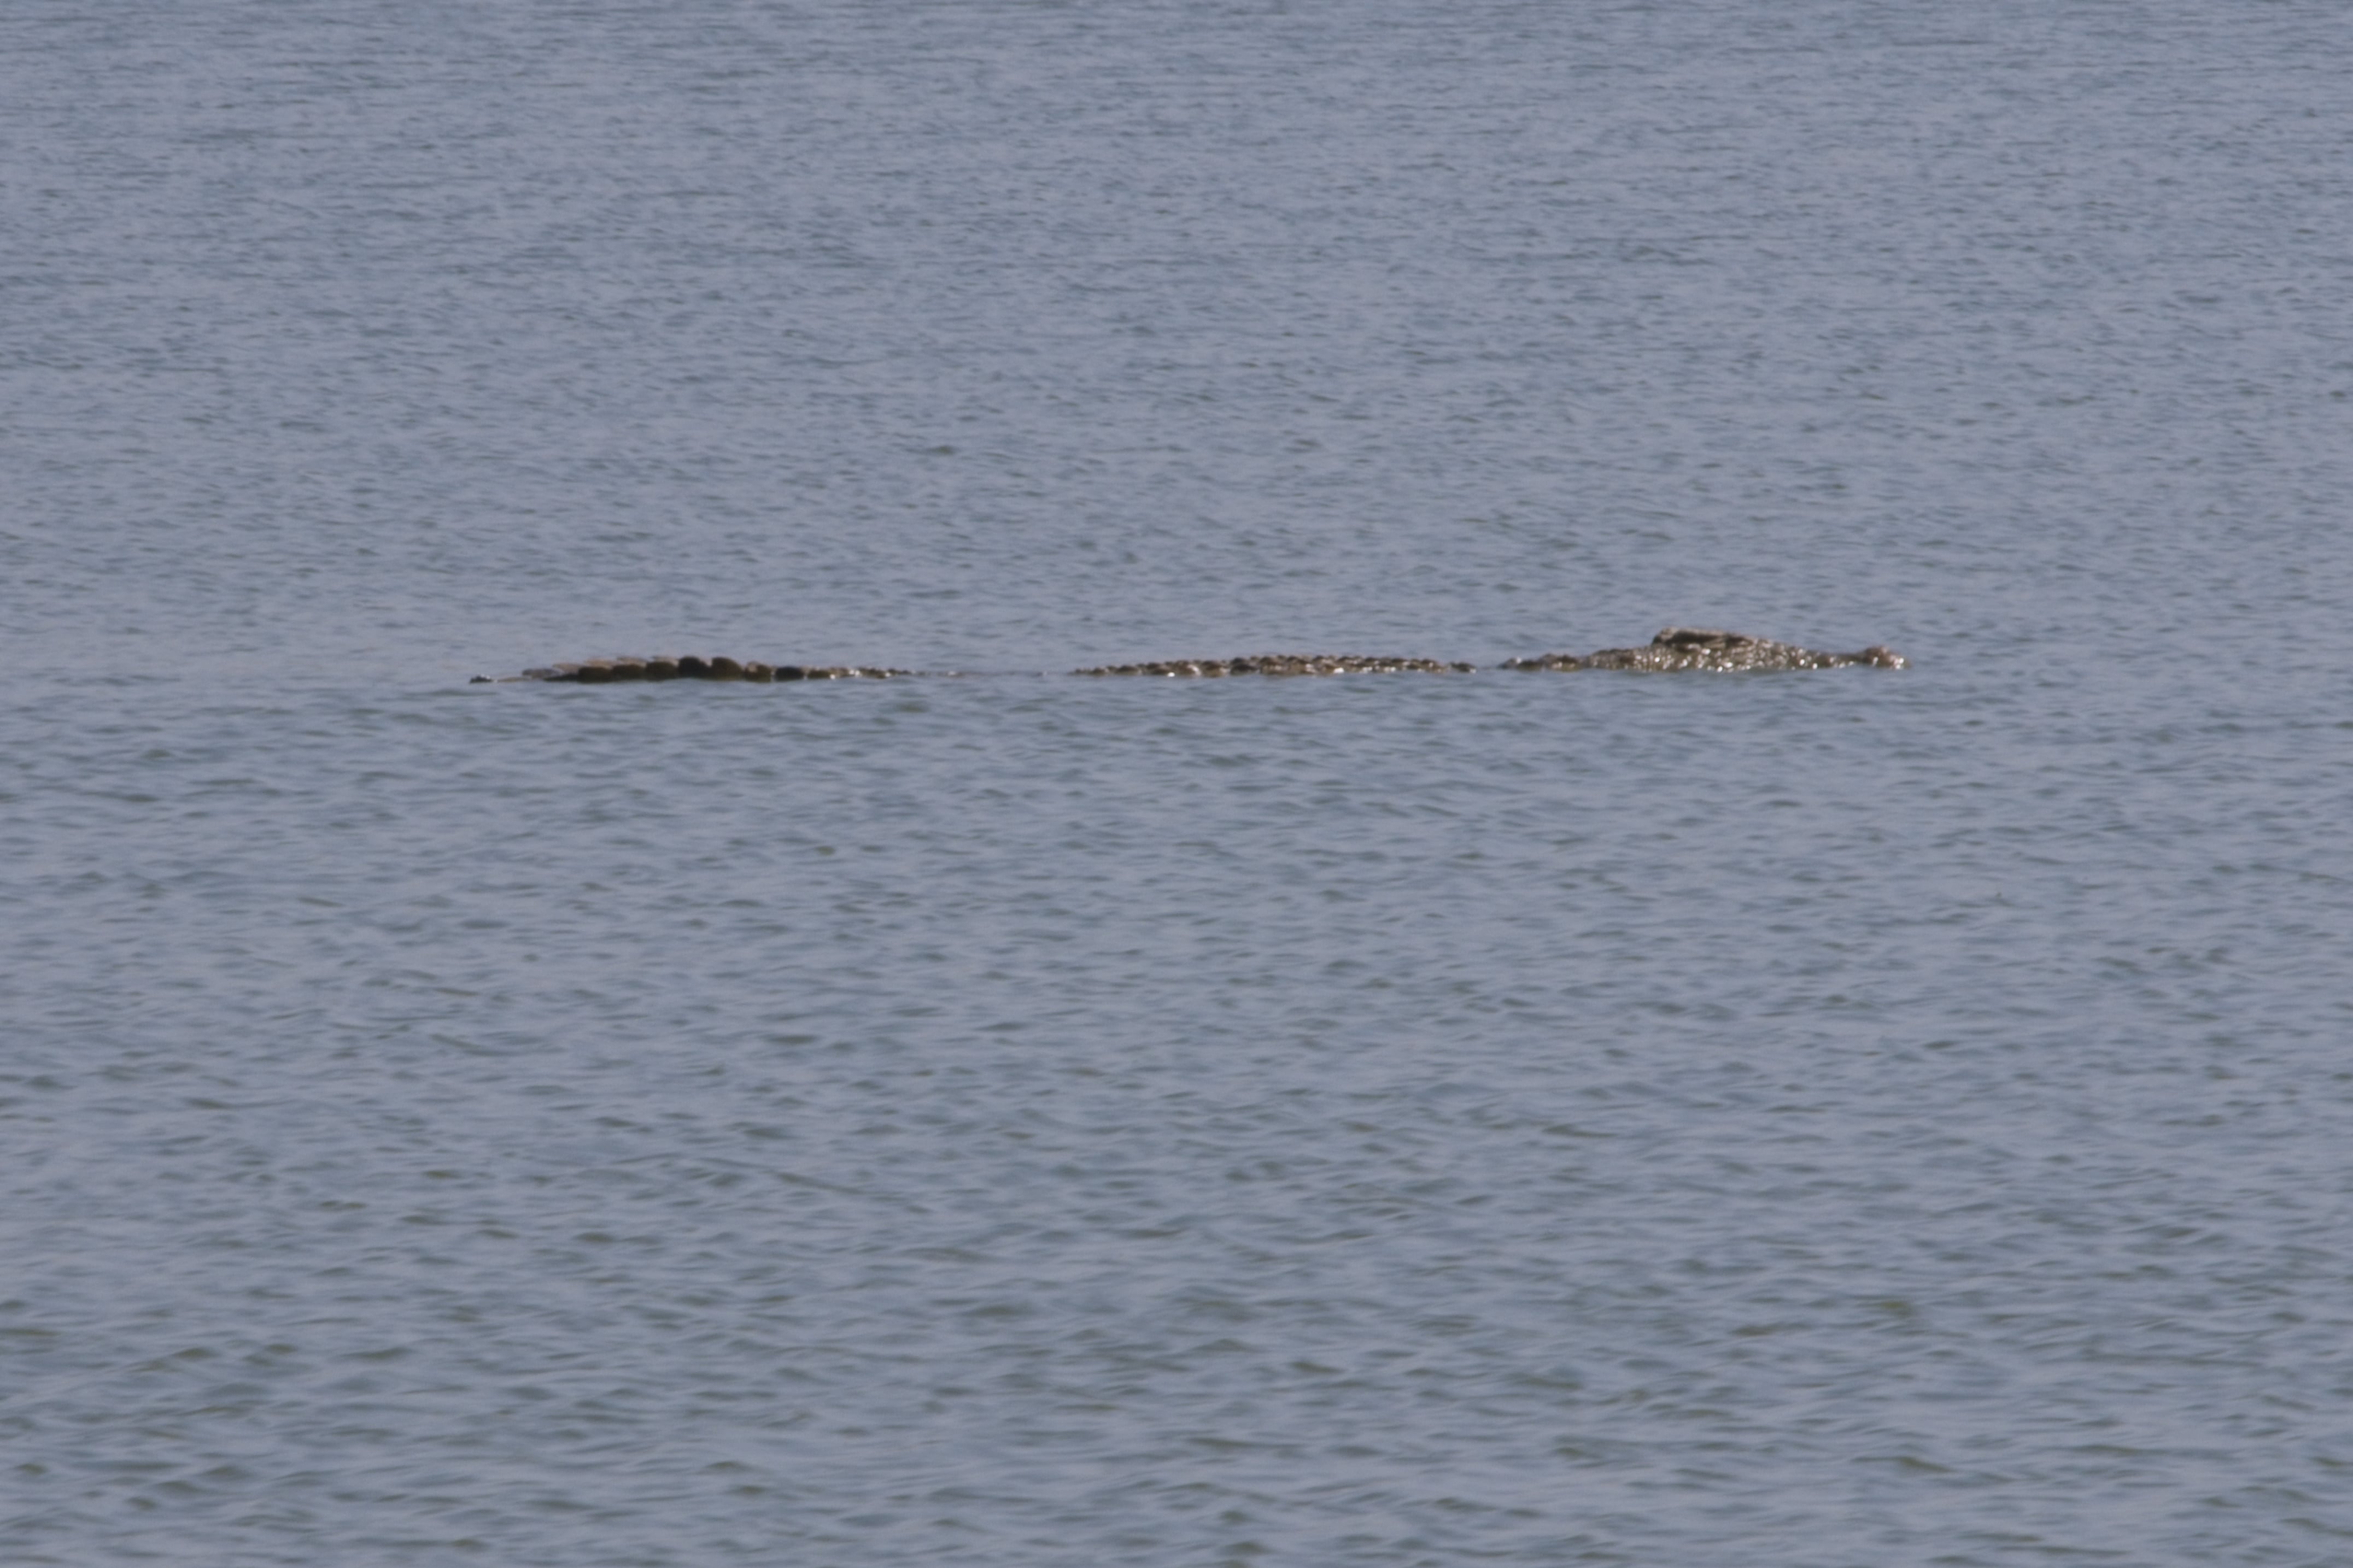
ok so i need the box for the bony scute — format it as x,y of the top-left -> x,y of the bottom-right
1500,628 -> 1908,673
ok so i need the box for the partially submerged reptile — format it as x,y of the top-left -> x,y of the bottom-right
478,629 -> 1904,683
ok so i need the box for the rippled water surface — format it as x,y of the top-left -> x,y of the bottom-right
6,3 -> 2352,1564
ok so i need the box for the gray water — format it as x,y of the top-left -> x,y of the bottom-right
5,2 -> 2352,1564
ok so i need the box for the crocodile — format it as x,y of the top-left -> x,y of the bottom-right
476,631 -> 1904,683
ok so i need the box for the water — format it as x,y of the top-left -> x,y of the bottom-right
5,2 -> 2351,1563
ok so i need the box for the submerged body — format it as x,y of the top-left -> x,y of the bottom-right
482,631 -> 1904,683
1075,654 -> 1476,678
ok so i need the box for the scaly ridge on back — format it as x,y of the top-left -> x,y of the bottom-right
1073,653 -> 1476,678
1501,628 -> 1906,673
474,631 -> 1905,684
496,656 -> 907,684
